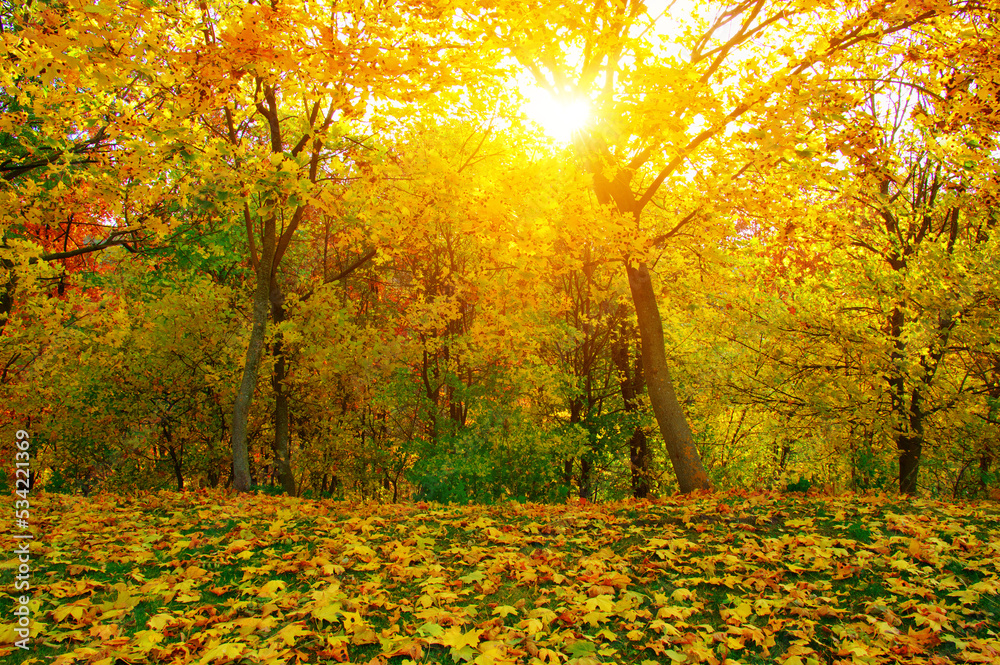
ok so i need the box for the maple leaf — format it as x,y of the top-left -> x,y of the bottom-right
198,642 -> 246,664
274,622 -> 313,646
256,580 -> 287,598
441,626 -> 482,650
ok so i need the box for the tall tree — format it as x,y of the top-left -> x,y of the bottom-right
490,0 -> 970,492
170,0 -> 494,491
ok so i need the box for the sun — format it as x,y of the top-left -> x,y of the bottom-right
521,86 -> 590,144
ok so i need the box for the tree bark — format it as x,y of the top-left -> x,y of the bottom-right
626,262 -> 711,494
230,217 -> 276,492
897,433 -> 922,495
0,259 -> 13,339
897,385 -> 925,495
163,423 -> 184,491
611,315 -> 651,498
580,456 -> 593,501
270,283 -> 296,496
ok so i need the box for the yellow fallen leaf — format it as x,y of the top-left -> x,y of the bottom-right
441,626 -> 482,650
185,565 -> 208,579
256,579 -> 286,598
133,629 -> 164,652
275,622 -> 313,646
198,642 -> 245,664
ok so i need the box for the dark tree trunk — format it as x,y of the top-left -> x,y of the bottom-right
565,397 -> 585,496
583,148 -> 712,495
167,447 -> 184,492
898,434 -> 923,495
580,457 -> 593,501
897,386 -> 925,495
163,424 -> 184,492
626,263 -> 711,493
628,428 -> 650,498
270,284 -> 296,496
0,263 -> 12,338
563,459 -> 574,488
888,305 -> 930,496
611,314 -> 651,498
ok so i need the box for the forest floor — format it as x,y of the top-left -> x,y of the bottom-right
2,489 -> 998,665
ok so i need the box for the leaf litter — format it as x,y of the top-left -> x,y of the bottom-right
2,490 -> 998,665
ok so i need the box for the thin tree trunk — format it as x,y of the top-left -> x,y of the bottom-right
611,316 -> 651,498
626,262 -> 711,493
231,217 -> 276,492
580,457 -> 593,501
163,423 -> 184,491
270,284 -> 296,496
0,258 -> 14,339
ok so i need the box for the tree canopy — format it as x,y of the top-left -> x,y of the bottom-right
2,0 -> 998,501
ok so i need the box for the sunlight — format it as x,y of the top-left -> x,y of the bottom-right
521,86 -> 590,144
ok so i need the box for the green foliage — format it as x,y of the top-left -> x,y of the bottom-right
848,443 -> 896,493
410,416 -> 579,504
784,474 -> 813,494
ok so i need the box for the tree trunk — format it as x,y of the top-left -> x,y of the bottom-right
270,284 -> 296,496
897,386 -> 925,495
628,428 -> 651,498
163,423 -> 184,491
563,458 -> 574,488
626,262 -> 711,494
230,218 -> 276,492
611,316 -> 651,498
888,305 -> 927,496
580,457 -> 593,501
897,433 -> 922,495
0,258 -> 14,340
584,151 -> 711,495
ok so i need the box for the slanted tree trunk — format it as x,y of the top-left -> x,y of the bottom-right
231,217 -> 276,492
626,263 -> 711,494
583,141 -> 712,495
163,422 -> 184,491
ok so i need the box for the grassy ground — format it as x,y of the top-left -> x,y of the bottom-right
1,489 -> 998,664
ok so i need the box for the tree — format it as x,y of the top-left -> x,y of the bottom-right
164,0 -> 497,491
488,0 -> 975,493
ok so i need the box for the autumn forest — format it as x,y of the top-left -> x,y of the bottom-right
2,0 -> 999,503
